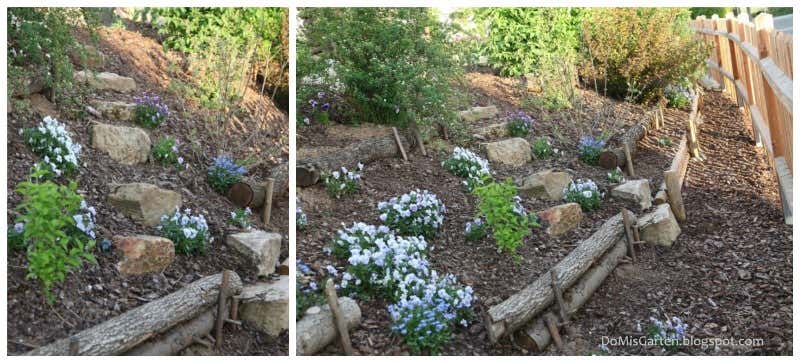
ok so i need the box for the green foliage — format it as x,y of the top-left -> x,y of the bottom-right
7,223 -> 27,252
207,155 -> 246,194
659,136 -> 673,147
15,176 -> 97,302
525,54 -> 579,110
464,218 -> 488,242
441,147 -> 491,191
532,137 -> 558,159
580,8 -> 708,104
151,137 -> 184,169
470,8 -> 583,77
296,280 -> 326,320
607,167 -> 625,184
665,82 -> 692,109
23,116 -> 82,177
564,179 -> 602,211
472,179 -> 538,256
689,7 -> 735,18
298,8 -> 460,130
229,208 -> 252,229
323,165 -> 362,199
158,209 -> 210,255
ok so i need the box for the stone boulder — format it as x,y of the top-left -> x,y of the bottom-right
226,230 -> 282,277
107,183 -> 182,227
537,203 -> 582,236
485,137 -> 531,167
611,179 -> 652,211
115,235 -> 174,276
75,71 -> 136,93
638,204 -> 681,247
69,44 -> 106,69
92,100 -> 136,121
29,94 -> 59,118
459,105 -> 499,123
91,122 -> 150,164
239,276 -> 289,336
520,169 -> 572,201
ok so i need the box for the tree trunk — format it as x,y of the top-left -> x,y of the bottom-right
485,211 -> 628,343
598,114 -> 654,169
515,240 -> 628,352
126,304 -> 222,355
296,297 -> 362,356
227,178 -> 266,208
297,134 -> 412,187
27,271 -> 243,356
269,162 -> 288,197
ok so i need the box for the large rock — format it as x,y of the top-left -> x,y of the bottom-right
485,137 -> 531,167
69,44 -> 106,69
107,183 -> 182,227
29,94 -> 59,118
92,100 -> 136,121
226,230 -> 282,277
459,105 -> 499,123
115,235 -> 174,276
537,203 -> 582,236
239,276 -> 289,336
520,169 -> 572,200
74,71 -> 136,93
638,204 -> 681,247
611,179 -> 652,211
91,122 -> 150,164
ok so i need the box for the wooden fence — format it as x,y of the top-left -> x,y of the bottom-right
692,13 -> 793,224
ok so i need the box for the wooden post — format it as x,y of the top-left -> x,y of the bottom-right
413,127 -> 427,156
391,127 -> 408,161
230,296 -> 240,321
621,209 -> 637,263
214,270 -> 230,349
323,279 -> 354,355
549,269 -> 568,323
623,143 -> 635,177
664,170 -> 687,222
261,178 -> 275,226
543,313 -> 564,352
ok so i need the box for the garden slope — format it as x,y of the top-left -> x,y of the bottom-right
7,22 -> 288,355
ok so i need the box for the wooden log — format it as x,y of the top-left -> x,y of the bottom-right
227,178 -> 266,209
598,114 -> 653,169
262,178 -> 275,225
665,170 -> 687,222
126,306 -> 217,355
543,313 -> 564,352
297,297 -> 362,356
297,134 -> 412,187
27,272 -> 243,356
485,212 -> 628,343
269,162 -> 289,198
515,239 -> 628,352
323,279 -> 354,355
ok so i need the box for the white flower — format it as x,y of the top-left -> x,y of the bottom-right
14,223 -> 24,234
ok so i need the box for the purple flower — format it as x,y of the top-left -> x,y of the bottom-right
309,99 -> 318,108
320,103 -> 330,112
317,91 -> 326,99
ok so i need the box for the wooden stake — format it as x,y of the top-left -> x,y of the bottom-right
549,269 -> 568,323
261,178 -> 275,226
664,170 -> 687,222
323,279 -> 354,355
69,337 -> 79,355
621,209 -> 637,263
413,127 -> 427,156
224,319 -> 242,326
543,313 -> 564,352
623,143 -> 635,177
230,296 -> 239,321
391,127 -> 408,161
214,270 -> 230,349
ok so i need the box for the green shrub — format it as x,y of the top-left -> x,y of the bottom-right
689,7 -> 735,18
158,209 -> 210,255
298,8 -> 460,130
580,8 -> 708,104
151,137 -> 185,169
14,175 -> 97,302
470,8 -> 583,77
578,135 -> 606,165
472,179 -> 538,256
665,82 -> 692,108
8,223 -> 27,252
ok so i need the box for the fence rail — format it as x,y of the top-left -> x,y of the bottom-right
692,13 -> 793,224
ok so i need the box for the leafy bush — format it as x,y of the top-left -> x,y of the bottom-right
378,190 -> 446,240
580,8 -> 708,104
470,8 -> 583,77
442,147 -> 491,190
525,53 -> 579,110
158,208 -> 210,255
607,167 -> 625,183
22,116 -> 82,177
665,83 -> 692,108
207,155 -> 246,194
564,179 -> 602,211
532,137 -> 561,159
151,137 -> 185,169
14,176 -> 97,302
298,8 -> 460,130
472,179 -> 538,256
323,164 -> 362,199
133,92 -> 170,128
229,208 -> 252,229
504,110 -> 534,137
578,135 -> 606,165
464,218 -> 487,242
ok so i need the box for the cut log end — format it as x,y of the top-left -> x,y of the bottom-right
227,182 -> 254,208
598,149 -> 625,170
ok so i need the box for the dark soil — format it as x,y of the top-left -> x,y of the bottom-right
297,72 -> 703,355
6,22 -> 288,355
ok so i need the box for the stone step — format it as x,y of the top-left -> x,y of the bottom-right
459,105 -> 499,123
107,183 -> 182,227
239,276 -> 289,337
91,122 -> 150,164
484,137 -> 531,167
520,169 -> 572,201
638,204 -> 681,247
91,100 -> 136,121
75,70 -> 136,93
611,179 -> 652,211
226,230 -> 282,278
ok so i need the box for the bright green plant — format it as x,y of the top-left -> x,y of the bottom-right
298,8 -> 460,131
580,8 -> 708,104
229,208 -> 252,229
15,174 -> 97,302
151,137 -> 185,169
472,179 -> 538,256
